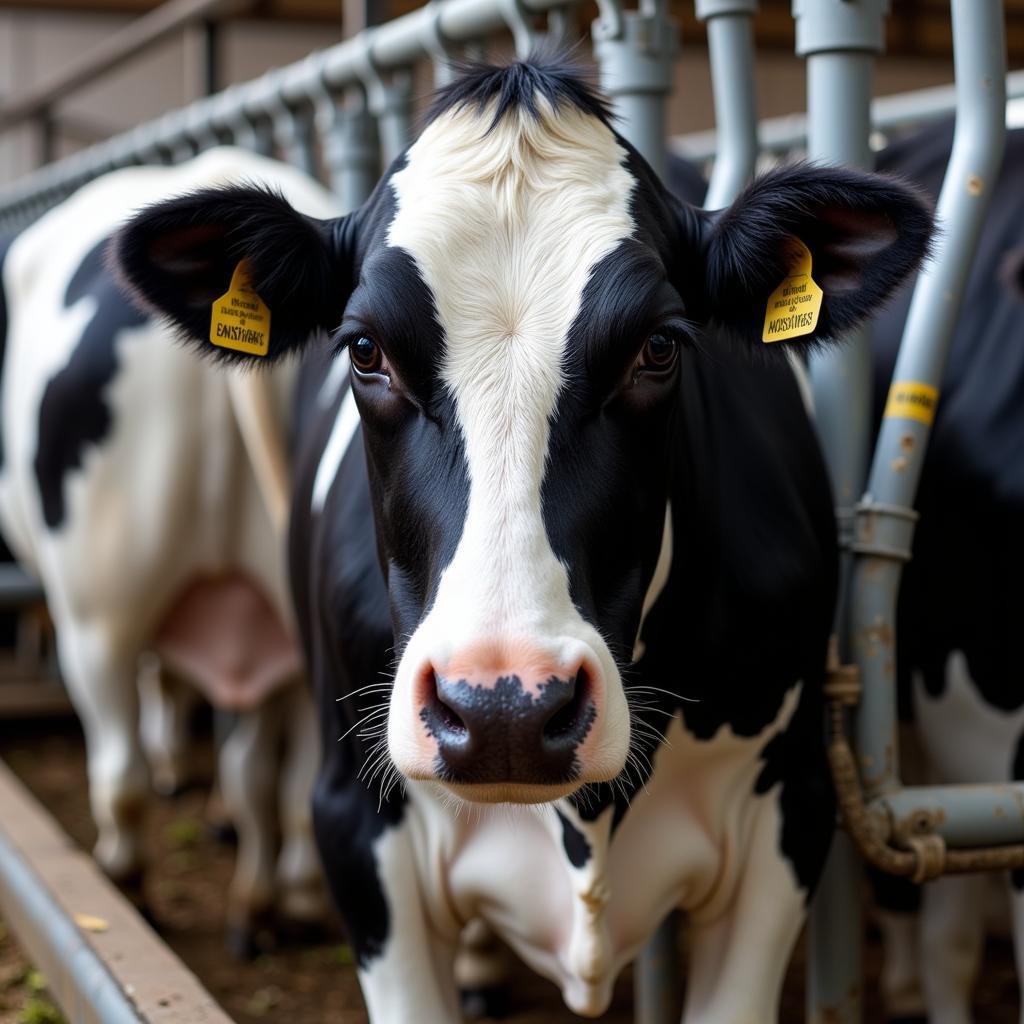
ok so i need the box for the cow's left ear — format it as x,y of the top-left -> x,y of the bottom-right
694,163 -> 934,348
111,185 -> 354,364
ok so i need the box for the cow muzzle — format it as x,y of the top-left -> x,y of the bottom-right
392,639 -> 627,802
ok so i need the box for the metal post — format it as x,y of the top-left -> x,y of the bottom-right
628,6 -> 757,1019
592,6 -> 680,1019
37,109 -> 56,167
633,912 -> 683,1024
592,0 -> 679,179
793,3 -> 889,1022
851,0 -> 1006,799
269,95 -> 319,178
318,85 -> 379,211
424,1 -> 459,87
353,42 -> 413,168
183,17 -> 219,98
695,0 -> 758,208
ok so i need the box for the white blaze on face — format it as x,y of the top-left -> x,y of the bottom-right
385,98 -> 637,790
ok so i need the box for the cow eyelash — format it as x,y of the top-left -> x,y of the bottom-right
630,319 -> 697,378
330,326 -> 392,377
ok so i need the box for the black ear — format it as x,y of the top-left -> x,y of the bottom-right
111,186 -> 353,363
697,163 -> 934,349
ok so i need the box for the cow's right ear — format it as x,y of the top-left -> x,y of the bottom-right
111,185 -> 353,363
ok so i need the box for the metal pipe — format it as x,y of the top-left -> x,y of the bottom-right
0,0 -> 586,227
794,4 -> 889,1023
0,834 -> 141,1024
268,93 -> 319,178
875,783 -> 1024,849
0,760 -> 234,1024
852,0 -> 1007,801
695,0 -> 758,208
351,43 -> 413,167
592,0 -> 678,179
633,913 -> 683,1024
671,68 -> 1024,163
806,832 -> 863,1024
631,8 -> 755,1016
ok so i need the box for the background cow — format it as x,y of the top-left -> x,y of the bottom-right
0,147 -> 337,954
115,58 -> 932,1022
869,120 -> 1024,1024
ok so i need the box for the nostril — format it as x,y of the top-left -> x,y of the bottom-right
543,666 -> 590,741
428,672 -> 467,737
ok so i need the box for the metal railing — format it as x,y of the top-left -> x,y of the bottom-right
0,2 -> 1020,1023
672,67 -> 1024,164
0,0 -> 685,225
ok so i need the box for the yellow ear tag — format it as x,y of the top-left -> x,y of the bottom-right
209,261 -> 271,357
761,238 -> 824,343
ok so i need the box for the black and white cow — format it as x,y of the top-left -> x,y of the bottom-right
869,120 -> 1024,1024
0,147 -> 338,952
115,59 -> 932,1021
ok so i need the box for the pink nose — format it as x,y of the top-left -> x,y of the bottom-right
416,641 -> 599,787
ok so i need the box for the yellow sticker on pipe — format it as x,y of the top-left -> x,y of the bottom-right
210,261 -> 271,357
883,380 -> 939,425
762,238 -> 824,343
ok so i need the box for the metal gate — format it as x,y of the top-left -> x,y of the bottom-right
0,3 -> 1018,1023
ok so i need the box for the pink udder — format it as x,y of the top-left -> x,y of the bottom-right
153,573 -> 302,712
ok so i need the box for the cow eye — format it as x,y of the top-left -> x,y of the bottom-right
638,331 -> 679,373
350,336 -> 385,376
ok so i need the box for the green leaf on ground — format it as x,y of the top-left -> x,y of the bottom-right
164,818 -> 204,849
18,996 -> 65,1024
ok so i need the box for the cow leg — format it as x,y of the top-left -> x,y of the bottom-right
138,654 -> 197,797
919,873 -> 986,1024
275,685 -> 326,938
455,919 -> 511,1020
871,868 -> 926,1021
219,704 -> 281,959
353,825 -> 461,1024
876,908 -> 926,1021
59,625 -> 148,889
682,797 -> 805,1024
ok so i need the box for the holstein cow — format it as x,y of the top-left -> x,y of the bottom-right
869,121 -> 1024,1024
115,59 -> 932,1021
0,147 -> 337,954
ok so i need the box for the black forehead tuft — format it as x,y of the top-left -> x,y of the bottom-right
426,50 -> 613,131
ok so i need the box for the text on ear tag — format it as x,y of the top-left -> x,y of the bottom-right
762,238 -> 823,343
210,261 -> 271,357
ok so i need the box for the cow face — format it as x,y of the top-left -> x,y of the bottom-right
114,58 -> 932,804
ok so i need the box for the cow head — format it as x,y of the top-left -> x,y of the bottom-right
114,57 -> 932,804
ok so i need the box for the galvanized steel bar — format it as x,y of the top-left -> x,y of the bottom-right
633,913 -> 683,1024
592,0 -> 679,179
695,0 -> 758,208
0,0 -> 584,228
0,759 -> 233,1024
797,0 -> 887,581
806,832 -> 863,1024
671,68 -> 1024,163
851,0 -> 1007,799
0,840 -> 140,1024
795,4 -> 889,1022
874,782 -> 1024,848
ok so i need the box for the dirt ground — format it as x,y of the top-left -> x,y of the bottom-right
0,717 -> 1019,1023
